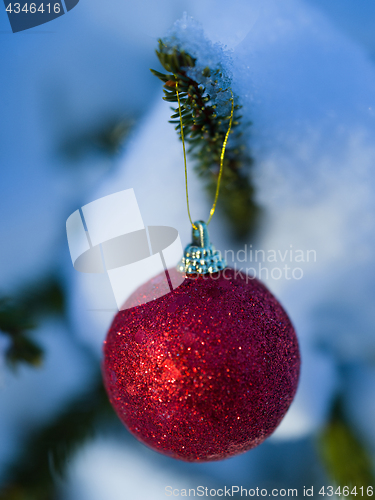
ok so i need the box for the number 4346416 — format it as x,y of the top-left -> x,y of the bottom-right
6,3 -> 61,13
319,486 -> 373,497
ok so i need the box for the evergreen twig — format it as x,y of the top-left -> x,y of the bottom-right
318,398 -> 375,498
61,117 -> 133,160
0,276 -> 65,368
151,39 -> 260,239
0,377 -> 115,500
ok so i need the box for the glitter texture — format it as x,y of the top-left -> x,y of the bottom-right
102,268 -> 300,462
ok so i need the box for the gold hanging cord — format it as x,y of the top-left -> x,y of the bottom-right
174,77 -> 234,230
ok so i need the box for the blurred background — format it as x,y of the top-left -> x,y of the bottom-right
1,0 -> 375,498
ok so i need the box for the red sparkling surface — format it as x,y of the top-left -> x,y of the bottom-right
102,268 -> 300,462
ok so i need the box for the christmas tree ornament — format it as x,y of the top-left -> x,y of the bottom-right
102,76 -> 300,462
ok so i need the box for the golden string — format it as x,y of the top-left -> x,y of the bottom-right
175,79 -> 197,230
207,89 -> 234,225
174,77 -> 234,230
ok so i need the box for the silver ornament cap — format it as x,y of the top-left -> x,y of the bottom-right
177,220 -> 226,274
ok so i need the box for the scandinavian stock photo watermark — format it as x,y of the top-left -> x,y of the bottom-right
196,245 -> 317,283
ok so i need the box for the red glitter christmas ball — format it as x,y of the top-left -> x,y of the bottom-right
102,268 -> 300,462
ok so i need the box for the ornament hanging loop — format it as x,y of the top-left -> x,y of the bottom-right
192,220 -> 210,248
178,220 -> 226,275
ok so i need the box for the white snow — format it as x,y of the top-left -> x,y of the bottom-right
63,437 -> 206,500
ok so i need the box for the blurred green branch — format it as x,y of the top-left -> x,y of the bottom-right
61,117 -> 133,161
151,39 -> 260,239
318,399 -> 375,498
0,377 -> 115,500
0,276 -> 117,500
0,277 -> 65,368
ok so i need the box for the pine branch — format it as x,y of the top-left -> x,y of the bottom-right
61,117 -> 133,160
0,376 -> 115,500
0,276 -> 65,368
318,398 -> 375,497
0,279 -> 116,500
151,39 -> 260,239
